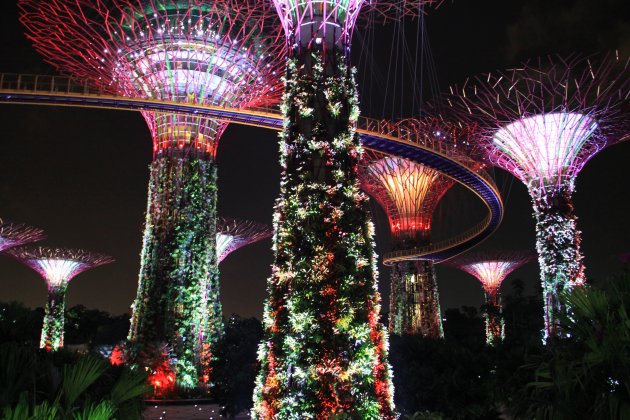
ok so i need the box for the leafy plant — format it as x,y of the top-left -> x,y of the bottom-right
512,274 -> 630,419
0,344 -> 147,419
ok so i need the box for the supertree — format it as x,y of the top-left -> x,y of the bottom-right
216,217 -> 273,264
0,219 -> 46,251
19,0 -> 285,388
358,118 -> 467,338
443,53 -> 630,340
253,1 -> 441,418
447,250 -> 535,345
4,247 -> 113,351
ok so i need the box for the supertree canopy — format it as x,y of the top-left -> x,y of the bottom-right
443,53 -> 630,341
19,0 -> 285,389
253,1 -> 440,418
216,217 -> 273,264
0,219 -> 46,252
359,118 -> 462,338
5,247 -> 113,351
448,250 -> 534,345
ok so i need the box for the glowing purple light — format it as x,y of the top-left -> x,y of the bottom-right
493,112 -> 598,188
6,247 -> 114,288
272,0 -> 365,47
28,259 -> 89,288
449,251 -> 535,300
216,218 -> 272,263
0,220 -> 45,252
216,233 -> 235,263
19,0 -> 286,156
272,1 -> 441,49
465,261 -> 520,295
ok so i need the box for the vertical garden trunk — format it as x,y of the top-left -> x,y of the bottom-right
128,149 -> 221,389
252,49 -> 395,418
390,260 -> 443,337
531,183 -> 585,341
484,289 -> 504,346
40,285 -> 67,351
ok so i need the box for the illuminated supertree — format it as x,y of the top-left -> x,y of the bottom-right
358,118 -> 466,338
253,1 -> 440,418
19,0 -> 284,388
444,53 -> 630,340
5,247 -> 113,351
0,219 -> 46,251
448,250 -> 535,345
216,217 -> 272,264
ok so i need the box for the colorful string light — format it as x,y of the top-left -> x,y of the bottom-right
444,53 -> 630,341
19,0 -> 285,388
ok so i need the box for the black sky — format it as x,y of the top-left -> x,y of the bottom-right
0,0 -> 628,319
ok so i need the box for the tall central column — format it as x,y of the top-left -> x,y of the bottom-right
253,5 -> 395,418
530,180 -> 584,340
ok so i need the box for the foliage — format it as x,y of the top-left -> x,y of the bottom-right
0,342 -> 39,408
128,153 -> 222,390
211,316 -> 264,418
510,272 -> 630,419
40,286 -> 67,351
0,301 -> 129,348
405,411 -> 444,420
388,278 -> 545,418
253,49 -> 395,418
0,301 -> 42,345
65,305 -> 129,346
531,183 -> 585,341
390,261 -> 443,337
389,334 -> 499,419
442,306 -> 485,348
0,343 -> 148,419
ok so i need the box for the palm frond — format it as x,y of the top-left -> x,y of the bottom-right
71,400 -> 115,420
61,356 -> 107,409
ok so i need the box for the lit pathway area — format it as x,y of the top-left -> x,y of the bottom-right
143,403 -> 250,419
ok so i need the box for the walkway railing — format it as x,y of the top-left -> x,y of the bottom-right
0,73 -> 92,95
0,72 -> 503,262
384,214 -> 492,264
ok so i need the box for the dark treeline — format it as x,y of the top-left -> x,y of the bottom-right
2,271 -> 630,419
0,303 -> 129,347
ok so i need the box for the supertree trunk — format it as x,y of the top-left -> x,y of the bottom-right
40,285 -> 67,351
390,260 -> 443,337
252,50 -> 395,419
530,182 -> 585,341
128,150 -> 221,389
483,289 -> 504,346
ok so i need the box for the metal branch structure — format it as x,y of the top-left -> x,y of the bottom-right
448,251 -> 535,345
216,217 -> 272,263
443,52 -> 630,341
358,117 -> 466,339
19,0 -> 285,389
362,154 -> 450,338
5,247 -> 113,351
254,1 -> 441,418
0,219 -> 46,252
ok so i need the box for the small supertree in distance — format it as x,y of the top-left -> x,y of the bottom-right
5,247 -> 113,351
443,53 -> 630,341
19,0 -> 285,388
0,219 -> 46,251
447,250 -> 535,345
254,1 -> 441,418
358,117 -> 478,338
216,217 -> 272,264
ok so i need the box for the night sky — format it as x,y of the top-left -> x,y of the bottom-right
0,0 -> 628,319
